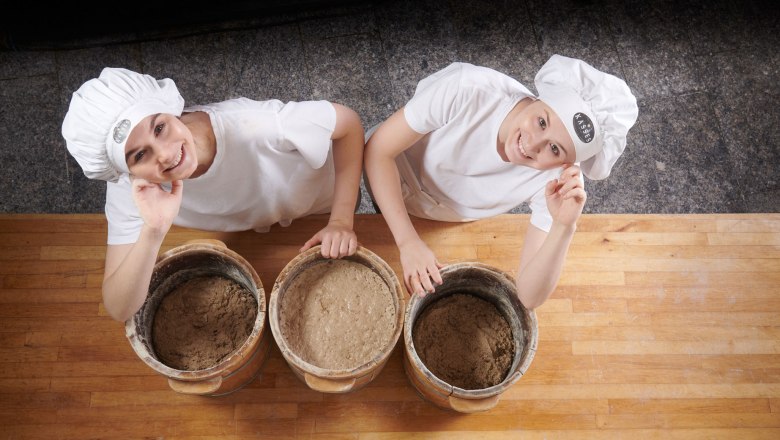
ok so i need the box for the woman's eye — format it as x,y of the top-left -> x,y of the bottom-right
551,144 -> 559,155
539,117 -> 547,129
134,151 -> 145,163
154,123 -> 165,135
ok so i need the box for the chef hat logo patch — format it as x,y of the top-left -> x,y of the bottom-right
113,119 -> 131,144
572,112 -> 594,143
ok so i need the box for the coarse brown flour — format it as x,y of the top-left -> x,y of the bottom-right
152,275 -> 257,371
413,292 -> 514,390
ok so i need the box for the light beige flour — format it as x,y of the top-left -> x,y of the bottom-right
279,259 -> 396,370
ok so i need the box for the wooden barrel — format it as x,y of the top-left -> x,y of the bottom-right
269,245 -> 405,393
125,239 -> 271,396
403,262 -> 538,413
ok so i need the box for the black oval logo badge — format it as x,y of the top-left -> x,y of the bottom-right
572,112 -> 594,143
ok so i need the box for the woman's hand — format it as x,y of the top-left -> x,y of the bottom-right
545,164 -> 587,227
301,219 -> 358,258
131,177 -> 183,232
398,238 -> 444,295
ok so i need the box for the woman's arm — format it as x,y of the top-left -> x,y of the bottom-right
300,103 -> 364,258
102,230 -> 166,322
102,178 -> 182,322
515,165 -> 586,309
364,108 -> 443,295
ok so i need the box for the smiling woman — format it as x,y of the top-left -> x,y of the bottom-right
61,67 -> 366,322
497,97 -> 576,169
364,55 -> 639,309
124,112 -> 213,183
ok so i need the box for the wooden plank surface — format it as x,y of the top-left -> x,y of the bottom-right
0,213 -> 779,439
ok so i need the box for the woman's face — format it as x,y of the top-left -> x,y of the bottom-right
124,113 -> 198,183
499,99 -> 576,170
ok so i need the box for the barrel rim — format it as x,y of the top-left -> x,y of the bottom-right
125,241 -> 267,381
269,244 -> 406,379
404,261 -> 539,400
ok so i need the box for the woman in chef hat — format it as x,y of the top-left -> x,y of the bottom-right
364,54 -> 639,308
62,68 -> 365,321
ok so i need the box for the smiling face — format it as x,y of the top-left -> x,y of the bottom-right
498,98 -> 576,170
124,113 -> 198,183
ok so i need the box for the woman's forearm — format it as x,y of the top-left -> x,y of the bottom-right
366,148 -> 423,248
364,109 -> 425,247
102,226 -> 167,322
515,222 -> 576,309
329,104 -> 364,228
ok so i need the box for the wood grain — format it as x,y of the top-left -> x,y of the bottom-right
0,213 -> 778,439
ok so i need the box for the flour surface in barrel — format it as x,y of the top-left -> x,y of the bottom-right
152,274 -> 257,371
412,292 -> 514,390
279,259 -> 396,370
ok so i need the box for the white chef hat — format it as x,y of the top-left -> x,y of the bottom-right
61,67 -> 185,182
535,55 -> 638,180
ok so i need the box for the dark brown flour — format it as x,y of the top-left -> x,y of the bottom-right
152,275 -> 257,371
413,293 -> 514,390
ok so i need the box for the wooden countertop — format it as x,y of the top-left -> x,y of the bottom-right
1,213 -> 779,438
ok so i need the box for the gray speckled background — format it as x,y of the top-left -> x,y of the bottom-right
0,0 -> 777,215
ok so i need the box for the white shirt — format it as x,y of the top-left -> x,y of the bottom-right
105,98 -> 337,245
400,62 -> 560,232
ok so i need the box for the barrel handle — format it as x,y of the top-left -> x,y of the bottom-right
448,394 -> 500,413
304,373 -> 356,393
167,376 -> 222,395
